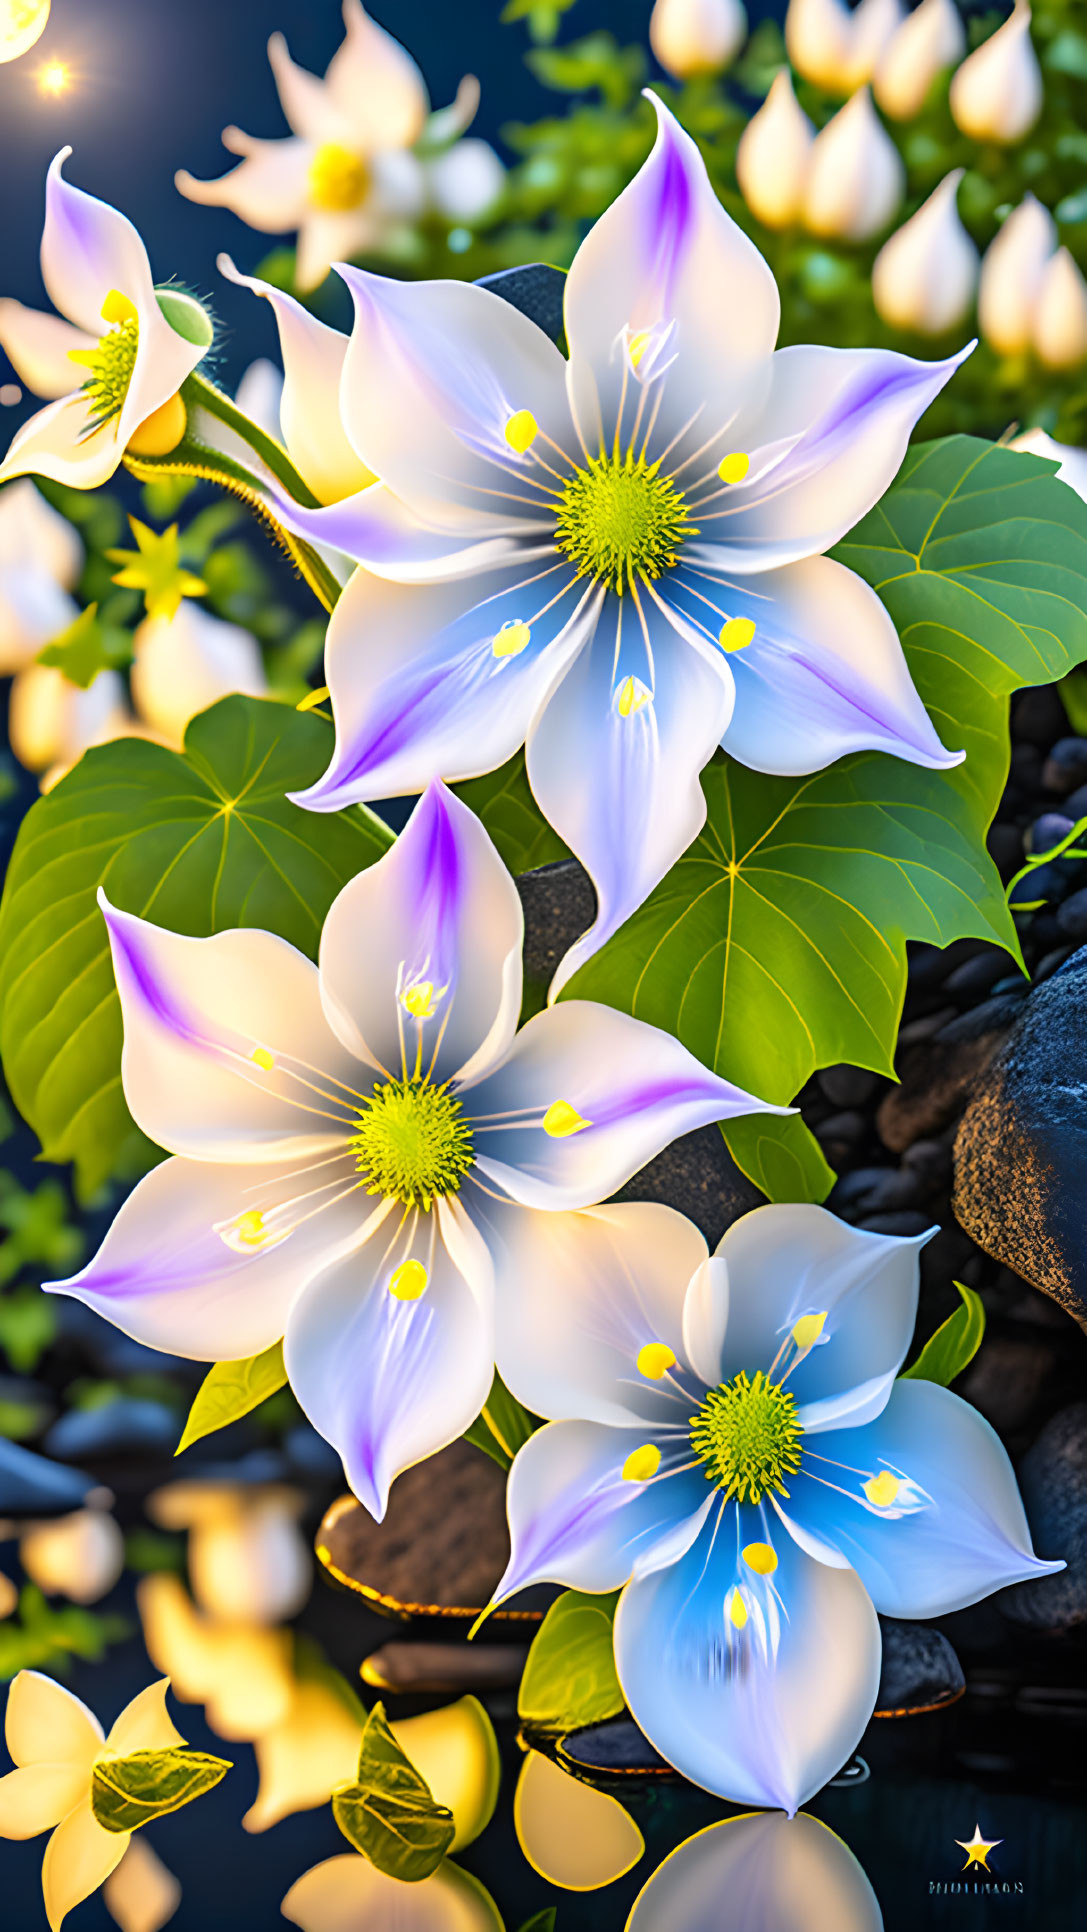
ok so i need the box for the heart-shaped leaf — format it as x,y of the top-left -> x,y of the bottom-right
518,1588 -> 624,1734
91,1746 -> 231,1833
332,1702 -> 455,1883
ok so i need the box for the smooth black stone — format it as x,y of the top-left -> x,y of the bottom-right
986,822 -> 1024,875
875,1618 -> 965,1715
830,1166 -> 923,1214
954,951 -> 1087,1322
813,1109 -> 866,1147
478,263 -> 566,345
43,1397 -> 179,1462
1008,859 -> 1074,907
0,1437 -> 95,1519
934,991 -> 1029,1046
1012,685 -> 1069,748
1033,945 -> 1075,983
901,1138 -> 953,1186
1000,1404 -> 1087,1632
515,860 -> 596,989
855,1209 -> 935,1236
611,1123 -> 764,1247
1043,736 -> 1087,794
943,950 -> 1010,999
559,1717 -> 669,1776
1061,781 -> 1087,820
1056,886 -> 1087,940
816,1064 -> 879,1108
1028,812 -> 1075,854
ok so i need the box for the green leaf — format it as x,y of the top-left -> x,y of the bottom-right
332,1702 -> 455,1882
901,1281 -> 985,1387
464,1371 -> 538,1470
569,440 -> 1087,1117
91,1746 -> 231,1833
517,1915 -> 558,1932
0,696 -> 392,1196
723,1115 -> 836,1206
176,1341 -> 288,1455
518,1589 -> 624,1733
454,753 -> 568,874
36,603 -> 133,688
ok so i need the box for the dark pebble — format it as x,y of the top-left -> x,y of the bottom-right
612,1123 -> 764,1247
1033,946 -> 1075,983
43,1398 -> 179,1462
361,1641 -> 529,1695
956,1335 -> 1060,1439
813,1109 -> 866,1147
0,1437 -> 96,1519
1042,736 -> 1087,795
943,950 -> 1010,999
901,1138 -> 953,1187
829,1165 -> 913,1211
856,1209 -> 935,1236
875,1618 -> 964,1716
987,823 -> 1024,875
817,1065 -> 880,1108
1000,1403 -> 1087,1632
1028,911 -> 1063,951
1060,781 -> 1087,820
1056,886 -> 1087,940
1011,742 -> 1044,790
558,1718 -> 668,1777
1012,686 -> 1069,747
1028,812 -> 1074,854
480,262 -> 567,341
897,1008 -> 958,1047
1008,859 -> 1073,908
934,991 -> 1028,1046
515,860 -> 595,987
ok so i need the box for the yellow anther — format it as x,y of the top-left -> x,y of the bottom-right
718,617 -> 756,653
251,1047 -> 275,1072
617,675 -> 652,718
232,1210 -> 267,1249
505,409 -> 539,455
389,1259 -> 429,1302
742,1541 -> 779,1575
542,1100 -> 591,1138
493,620 -> 531,659
127,392 -> 188,458
718,451 -> 750,485
308,143 -> 369,213
728,1588 -> 749,1629
636,1343 -> 676,1381
864,1471 -> 902,1509
621,1443 -> 661,1484
101,289 -> 138,327
401,981 -> 436,1020
791,1311 -> 828,1352
628,329 -> 652,369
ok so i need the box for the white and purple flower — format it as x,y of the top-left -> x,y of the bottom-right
249,94 -> 968,991
491,1202 -> 1061,1812
46,784 -> 778,1519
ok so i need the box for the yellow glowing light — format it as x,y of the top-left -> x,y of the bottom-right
38,56 -> 70,95
0,2 -> 51,65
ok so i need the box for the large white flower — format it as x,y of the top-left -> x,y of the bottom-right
176,0 -> 503,293
492,1202 -> 1062,1812
251,94 -> 967,991
47,783 -> 778,1519
0,153 -> 212,490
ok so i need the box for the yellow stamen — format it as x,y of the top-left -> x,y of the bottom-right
621,1443 -> 661,1483
717,451 -> 750,485
505,409 -> 538,454
742,1541 -> 779,1575
864,1471 -> 902,1509
718,617 -> 756,653
308,143 -> 369,213
101,289 -> 138,327
251,1047 -> 275,1072
728,1588 -> 749,1629
542,1100 -> 591,1138
493,619 -> 531,658
636,1342 -> 676,1381
389,1259 -> 429,1302
628,329 -> 652,369
401,981 -> 435,1020
617,675 -> 652,718
127,392 -> 188,458
791,1311 -> 828,1352
231,1210 -> 267,1250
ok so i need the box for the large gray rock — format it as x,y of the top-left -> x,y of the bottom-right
1000,1403 -> 1087,1633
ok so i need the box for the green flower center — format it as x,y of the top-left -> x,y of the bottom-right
689,1369 -> 803,1505
555,452 -> 697,594
309,143 -> 370,212
351,1077 -> 475,1210
70,294 -> 140,434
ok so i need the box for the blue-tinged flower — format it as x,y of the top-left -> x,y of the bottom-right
492,1202 -> 1062,1813
628,1811 -> 883,1932
247,94 -> 967,992
46,784 -> 778,1521
0,152 -> 212,489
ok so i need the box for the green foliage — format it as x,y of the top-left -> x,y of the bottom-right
464,1371 -> 538,1471
91,1746 -> 231,1834
0,1174 -> 84,1286
36,603 -> 133,688
1007,811 -> 1087,910
0,697 -> 391,1196
332,1702 -> 455,1882
176,1342 -> 289,1454
517,1916 -> 558,1932
569,441 -> 1087,1191
0,1288 -> 58,1375
455,754 -> 569,874
902,1281 -> 986,1387
0,1587 -> 128,1682
518,1589 -> 624,1733
723,1114 -> 836,1207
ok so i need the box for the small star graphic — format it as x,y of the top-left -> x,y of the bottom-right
955,1824 -> 1002,1871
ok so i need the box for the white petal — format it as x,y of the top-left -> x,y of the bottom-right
42,1800 -> 129,1932
490,1199 -> 707,1425
4,1672 -> 103,1771
0,1765 -> 89,1839
233,358 -> 284,439
803,89 -> 905,243
949,1 -> 1043,145
282,1855 -> 503,1932
8,663 -> 130,775
627,1811 -> 883,1931
40,149 -> 156,336
267,29 -> 343,142
104,1681 -> 185,1756
0,301 -> 95,400
318,781 -> 523,1087
0,393 -> 127,491
284,1195 -> 494,1519
19,1508 -> 125,1604
0,478 -> 84,585
427,141 -> 505,224
324,0 -> 429,150
102,1838 -> 181,1932
130,602 -> 265,749
175,135 -> 311,234
0,578 -> 78,677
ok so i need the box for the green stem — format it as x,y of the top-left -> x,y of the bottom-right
184,371 -> 324,509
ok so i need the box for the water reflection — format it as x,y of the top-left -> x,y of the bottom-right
626,1812 -> 883,1932
281,1854 -> 503,1932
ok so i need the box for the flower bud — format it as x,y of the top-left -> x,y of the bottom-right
8,663 -> 131,783
650,0 -> 748,78
130,602 -> 266,750
804,87 -> 905,241
785,0 -> 855,94
842,0 -> 905,91
977,194 -> 1056,357
872,171 -> 979,334
735,70 -> 815,230
874,0 -> 966,121
19,1507 -> 125,1605
1032,248 -> 1087,371
949,1 -> 1042,145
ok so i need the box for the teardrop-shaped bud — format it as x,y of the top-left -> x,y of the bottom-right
842,0 -> 905,91
874,0 -> 966,121
804,87 -> 906,241
872,170 -> 979,334
736,70 -> 816,230
784,0 -> 856,94
977,194 -> 1056,357
1032,248 -> 1087,371
649,0 -> 748,79
949,1 -> 1042,145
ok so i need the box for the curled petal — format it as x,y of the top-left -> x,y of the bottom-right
318,781 -> 524,1087
253,478 -> 529,580
284,1196 -> 494,1520
469,999 -> 783,1211
0,301 -> 94,401
40,149 -> 156,336
782,1378 -> 1066,1617
615,1514 -> 881,1811
0,394 -> 127,491
175,135 -> 311,234
323,0 -> 429,150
